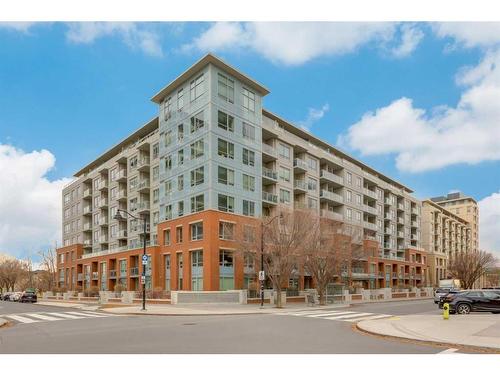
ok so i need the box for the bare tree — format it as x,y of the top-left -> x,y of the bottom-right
448,250 -> 497,289
38,247 -> 57,292
0,259 -> 25,291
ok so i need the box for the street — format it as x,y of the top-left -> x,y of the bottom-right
0,299 -> 469,354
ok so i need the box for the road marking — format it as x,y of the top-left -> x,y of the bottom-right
324,312 -> 373,320
46,312 -> 85,319
343,314 -> 391,322
308,311 -> 357,318
275,309 -> 334,316
64,311 -> 114,317
7,315 -> 38,323
25,313 -> 62,321
437,348 -> 459,354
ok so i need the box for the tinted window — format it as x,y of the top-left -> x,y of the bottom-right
465,291 -> 483,297
483,291 -> 500,299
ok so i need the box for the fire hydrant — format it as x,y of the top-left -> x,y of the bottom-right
443,303 -> 450,320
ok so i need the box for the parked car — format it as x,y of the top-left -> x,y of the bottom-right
2,292 -> 12,301
434,288 -> 460,304
9,292 -> 22,302
19,291 -> 37,303
440,290 -> 500,314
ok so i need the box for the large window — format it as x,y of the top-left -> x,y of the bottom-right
243,200 -> 255,217
177,124 -> 184,141
177,253 -> 183,290
164,155 -> 172,171
242,148 -> 255,166
178,149 -> 184,165
190,139 -> 204,159
278,143 -> 290,160
163,97 -> 172,120
164,130 -> 173,147
218,111 -> 234,132
190,111 -> 204,133
218,166 -> 234,186
219,222 -> 235,240
190,166 -> 204,186
178,175 -> 184,191
164,254 -> 171,292
163,229 -> 171,246
218,138 -> 234,159
242,122 -> 255,140
190,222 -> 203,241
177,89 -> 184,110
191,250 -> 204,291
178,201 -> 184,217
176,226 -> 183,243
279,166 -> 290,182
242,174 -> 255,191
218,194 -> 235,213
191,194 -> 204,213
280,189 -> 291,204
242,88 -> 255,112
218,73 -> 234,103
219,250 -> 234,290
190,74 -> 204,101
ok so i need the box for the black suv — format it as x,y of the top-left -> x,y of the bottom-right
19,291 -> 37,303
442,290 -> 500,314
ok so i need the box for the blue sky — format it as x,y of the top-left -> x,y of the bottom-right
1,22 -> 500,259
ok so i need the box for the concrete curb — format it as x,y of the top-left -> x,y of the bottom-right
351,297 -> 433,305
355,322 -> 500,354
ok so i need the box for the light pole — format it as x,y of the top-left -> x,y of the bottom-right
113,208 -> 148,311
260,213 -> 282,308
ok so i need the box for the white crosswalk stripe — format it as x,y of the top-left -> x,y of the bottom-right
274,309 -> 393,323
2,310 -> 116,325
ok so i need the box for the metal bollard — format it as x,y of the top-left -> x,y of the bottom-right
443,303 -> 449,320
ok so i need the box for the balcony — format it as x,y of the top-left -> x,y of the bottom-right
397,217 -> 404,225
411,207 -> 418,215
137,180 -> 150,193
411,220 -> 419,227
262,167 -> 278,184
83,223 -> 92,232
384,197 -> 392,205
83,206 -> 93,216
138,201 -> 150,213
293,158 -> 307,172
116,169 -> 127,182
117,230 -> 127,239
262,143 -> 277,161
99,236 -> 108,244
363,188 -> 377,200
99,198 -> 108,208
383,242 -> 392,249
137,157 -> 150,171
384,227 -> 392,235
83,240 -> 92,248
293,179 -> 307,192
363,205 -> 377,215
92,272 -> 99,280
363,221 -> 377,231
411,234 -> 418,240
397,231 -> 404,238
319,190 -> 344,204
109,270 -> 117,279
384,213 -> 392,221
320,209 -> 343,222
320,170 -> 343,185
117,190 -> 127,202
262,191 -> 278,206
83,189 -> 92,199
99,216 -> 108,226
98,180 -> 109,191
130,267 -> 139,277
397,203 -> 404,211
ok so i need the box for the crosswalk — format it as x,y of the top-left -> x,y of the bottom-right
2,310 -> 116,325
274,308 -> 393,323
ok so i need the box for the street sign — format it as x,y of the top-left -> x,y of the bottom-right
141,275 -> 146,284
258,270 -> 265,281
142,255 -> 148,262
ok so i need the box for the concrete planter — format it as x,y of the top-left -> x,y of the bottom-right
121,291 -> 135,304
170,290 -> 247,304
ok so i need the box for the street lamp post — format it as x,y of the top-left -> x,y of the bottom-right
114,208 -> 147,311
260,213 -> 282,308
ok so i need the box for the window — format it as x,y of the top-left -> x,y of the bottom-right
191,250 -> 204,291
218,111 -> 234,132
164,254 -> 171,291
242,174 -> 255,191
243,225 -> 255,242
219,250 -> 234,290
153,211 -> 159,225
190,222 -> 203,240
346,208 -> 352,220
355,211 -> 361,222
356,177 -> 362,188
218,138 -> 235,159
163,97 -> 172,120
165,180 -> 172,195
346,172 -> 352,185
356,194 -> 362,205
178,175 -> 184,191
307,177 -> 317,192
178,149 -> 184,165
64,193 -> 70,204
280,189 -> 291,204
153,189 -> 159,204
176,226 -> 183,243
129,156 -> 137,170
190,166 -> 204,186
190,74 -> 204,101
165,204 -> 172,220
177,88 -> 184,110
242,88 -> 255,112
219,222 -> 235,240
278,143 -> 290,160
177,253 -> 183,289
307,197 -> 318,210
242,122 -> 255,140
178,201 -> 184,216
218,194 -> 235,213
190,111 -> 204,133
110,168 -> 117,182
218,73 -> 234,103
191,194 -> 204,213
152,166 -> 159,181
279,166 -> 290,182
346,190 -> 352,203
218,166 -> 234,186
307,156 -> 317,171
164,155 -> 172,171
177,124 -> 184,141
242,148 -> 255,166
190,140 -> 204,159
152,143 -> 159,159
243,200 -> 255,216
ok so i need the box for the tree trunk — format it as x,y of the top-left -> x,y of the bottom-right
275,287 -> 282,308
318,289 -> 325,305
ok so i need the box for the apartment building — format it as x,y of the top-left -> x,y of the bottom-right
57,54 -> 429,293
430,192 -> 479,252
421,199 -> 472,286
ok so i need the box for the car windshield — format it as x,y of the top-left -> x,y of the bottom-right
436,289 -> 450,294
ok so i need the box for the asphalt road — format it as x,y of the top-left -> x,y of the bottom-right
0,299 -> 462,354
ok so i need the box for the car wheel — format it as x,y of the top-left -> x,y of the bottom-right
456,303 -> 471,314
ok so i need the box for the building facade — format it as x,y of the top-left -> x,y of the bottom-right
57,54 -> 429,293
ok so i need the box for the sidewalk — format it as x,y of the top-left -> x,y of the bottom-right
0,318 -> 7,328
102,303 -> 350,316
357,314 -> 500,351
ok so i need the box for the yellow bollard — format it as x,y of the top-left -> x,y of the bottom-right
443,303 -> 450,320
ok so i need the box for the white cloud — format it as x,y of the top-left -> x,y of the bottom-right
0,144 -> 72,259
0,22 -> 36,33
340,49 -> 500,173
434,22 -> 500,49
478,192 -> 500,260
65,22 -> 163,57
297,103 -> 330,132
186,22 -> 422,66
391,23 -> 424,58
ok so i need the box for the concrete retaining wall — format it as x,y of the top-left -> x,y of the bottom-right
171,290 -> 247,304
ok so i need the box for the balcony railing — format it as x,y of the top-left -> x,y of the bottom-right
98,180 -> 109,190
83,206 -> 92,215
364,221 -> 377,231
320,170 -> 343,185
262,143 -> 277,158
262,191 -> 278,204
363,188 -> 377,199
319,190 -> 344,203
294,179 -> 307,191
83,189 -> 92,198
293,158 -> 307,170
138,180 -> 150,191
363,205 -> 377,215
138,201 -> 150,211
320,209 -> 343,222
262,167 -> 278,181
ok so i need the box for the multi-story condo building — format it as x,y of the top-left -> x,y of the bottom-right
430,192 -> 479,252
421,199 -> 472,286
56,54 -> 428,294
